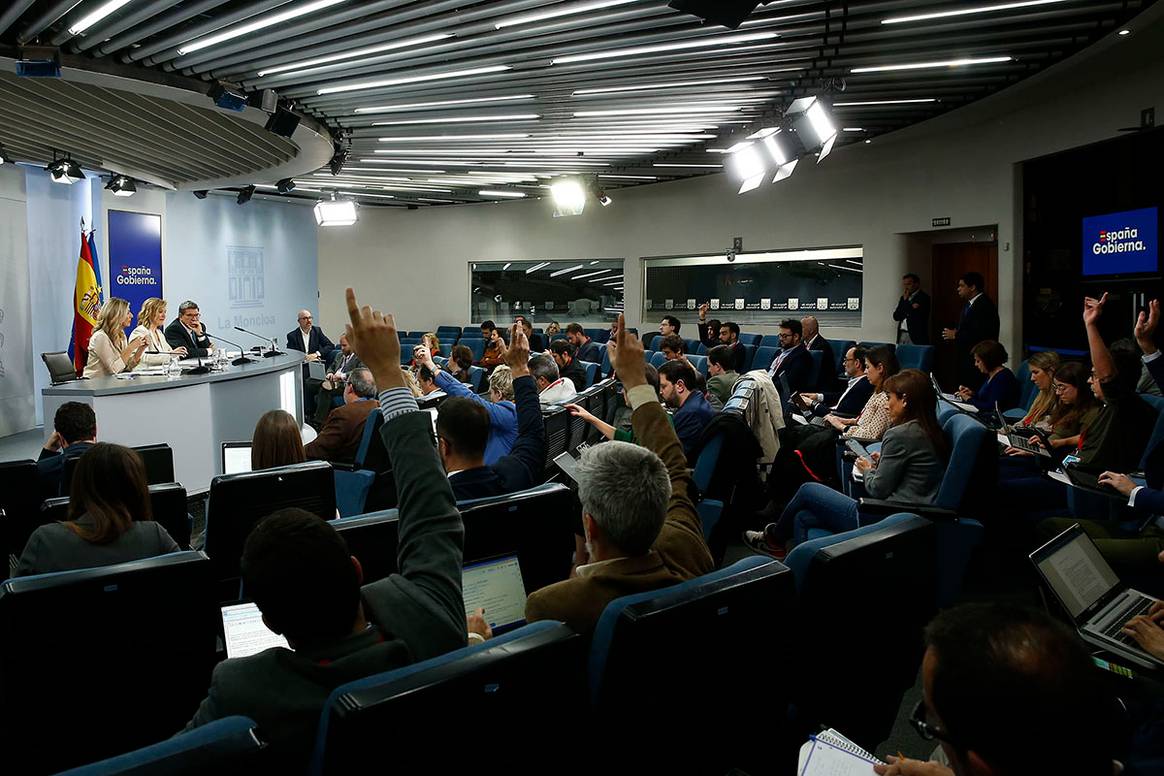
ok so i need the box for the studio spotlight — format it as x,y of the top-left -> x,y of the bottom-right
264,106 -> 301,138
760,132 -> 799,182
729,143 -> 766,194
192,190 -> 209,199
0,145 -> 11,165
596,189 -> 613,207
276,178 -> 296,193
46,157 -> 84,185
328,145 -> 350,176
16,45 -> 61,78
550,179 -> 587,217
314,193 -> 358,227
104,174 -> 137,197
207,81 -> 247,112
236,185 -> 256,205
784,96 -> 838,162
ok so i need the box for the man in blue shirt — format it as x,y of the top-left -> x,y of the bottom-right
657,359 -> 714,460
416,345 -> 516,465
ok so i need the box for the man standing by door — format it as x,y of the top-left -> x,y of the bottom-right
893,273 -> 931,345
941,272 -> 999,390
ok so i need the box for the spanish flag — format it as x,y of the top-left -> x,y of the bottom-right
68,229 -> 102,376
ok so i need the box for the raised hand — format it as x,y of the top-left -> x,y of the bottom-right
503,325 -> 530,377
608,313 -> 646,390
1082,293 -> 1109,327
344,287 -> 404,390
1135,299 -> 1160,355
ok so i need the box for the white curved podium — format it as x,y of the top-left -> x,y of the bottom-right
41,353 -> 305,492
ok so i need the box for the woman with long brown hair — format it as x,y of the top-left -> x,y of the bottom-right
251,410 -> 307,470
17,443 -> 180,575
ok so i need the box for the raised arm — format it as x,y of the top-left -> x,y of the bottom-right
1084,293 -> 1116,383
498,327 -> 546,486
345,289 -> 465,652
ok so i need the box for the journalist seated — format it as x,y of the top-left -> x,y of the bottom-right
530,352 -> 577,405
37,401 -> 98,501
305,368 -> 379,465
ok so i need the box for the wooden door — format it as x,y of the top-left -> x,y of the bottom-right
931,242 -> 999,390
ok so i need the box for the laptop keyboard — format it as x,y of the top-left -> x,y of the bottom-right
1009,435 -> 1050,456
1100,597 -> 1155,645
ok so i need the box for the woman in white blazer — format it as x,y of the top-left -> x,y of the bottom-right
83,298 -> 149,378
131,297 -> 188,369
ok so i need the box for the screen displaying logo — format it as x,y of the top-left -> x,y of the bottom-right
1082,207 -> 1158,276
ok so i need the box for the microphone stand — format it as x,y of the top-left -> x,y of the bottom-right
207,333 -> 257,366
234,326 -> 284,357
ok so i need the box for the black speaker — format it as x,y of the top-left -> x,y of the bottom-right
668,0 -> 761,28
264,107 -> 301,138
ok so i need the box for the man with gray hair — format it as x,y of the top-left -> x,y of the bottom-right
522,314 -> 714,634
530,352 -> 577,404
304,367 -> 378,464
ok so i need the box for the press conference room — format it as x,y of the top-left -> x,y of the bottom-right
2,1 -> 1164,773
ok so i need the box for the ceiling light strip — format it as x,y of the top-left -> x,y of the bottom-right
551,31 -> 778,65
850,56 -> 1012,73
178,0 -> 346,55
318,65 -> 512,96
256,32 -> 453,77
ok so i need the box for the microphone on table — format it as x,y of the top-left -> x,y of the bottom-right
185,357 -> 210,376
234,326 -> 283,357
207,333 -> 257,366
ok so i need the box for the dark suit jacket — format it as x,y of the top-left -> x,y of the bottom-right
893,290 -> 932,344
560,360 -> 588,391
185,410 -> 465,763
327,350 -> 363,377
304,399 -> 378,464
525,392 -> 714,633
164,318 -> 212,358
37,442 -> 94,500
449,375 -> 545,501
769,344 -> 814,393
527,333 -> 546,353
955,294 -> 1000,388
818,375 -> 874,418
286,326 -> 336,363
576,340 -> 602,364
806,335 -> 836,391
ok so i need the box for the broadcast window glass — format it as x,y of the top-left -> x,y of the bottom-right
469,259 -> 624,324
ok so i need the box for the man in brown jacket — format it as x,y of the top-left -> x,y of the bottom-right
523,314 -> 715,633
304,367 -> 378,464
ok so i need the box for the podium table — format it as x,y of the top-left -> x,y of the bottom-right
41,353 -> 305,493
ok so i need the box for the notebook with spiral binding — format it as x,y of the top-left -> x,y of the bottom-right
797,729 -> 883,775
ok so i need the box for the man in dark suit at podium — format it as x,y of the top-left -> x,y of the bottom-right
942,272 -> 999,391
164,301 -> 213,357
287,310 -> 336,416
893,273 -> 931,345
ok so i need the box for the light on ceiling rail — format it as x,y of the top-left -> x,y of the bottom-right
314,193 -> 358,226
572,75 -> 768,95
178,0 -> 347,55
46,157 -> 84,185
318,65 -> 512,96
478,190 -> 528,198
375,133 -> 531,142
551,31 -> 778,65
354,95 -> 535,114
833,98 -> 938,107
68,0 -> 135,35
727,94 -> 836,195
850,56 -> 1012,73
573,105 -> 744,117
236,185 -> 255,205
881,0 -> 1067,25
550,179 -> 587,217
495,0 -> 639,29
372,114 -> 540,126
256,32 -> 453,77
104,174 -> 137,197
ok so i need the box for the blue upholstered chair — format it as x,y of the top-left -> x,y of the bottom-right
578,360 -> 600,388
896,343 -> 934,373
56,717 -> 266,775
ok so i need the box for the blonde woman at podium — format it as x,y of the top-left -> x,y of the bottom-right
83,298 -> 149,378
131,297 -> 188,370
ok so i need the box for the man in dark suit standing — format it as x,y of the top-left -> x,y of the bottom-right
287,310 -> 336,417
893,273 -> 932,345
942,272 -> 999,391
304,368 -> 379,464
184,289 -> 466,766
800,315 -> 835,391
440,328 -> 545,501
766,319 -> 814,393
37,402 -> 97,500
164,300 -> 213,357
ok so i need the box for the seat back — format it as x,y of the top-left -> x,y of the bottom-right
738,333 -> 762,348
641,332 -> 660,351
600,346 -> 612,376
464,339 -> 486,363
1014,359 -> 1036,410
55,716 -> 267,776
896,344 -> 934,372
541,405 -> 570,475
312,622 -> 583,775
692,433 -> 724,494
578,360 -> 599,388
334,483 -> 576,594
683,338 -> 702,356
0,459 -> 42,574
466,365 -> 487,392
687,353 -> 708,378
334,469 -> 374,518
760,335 -> 782,348
588,557 -> 795,770
584,327 -> 609,344
754,346 -> 777,373
352,411 -> 384,469
204,461 -> 336,592
0,552 -> 218,773
649,351 -> 666,368
736,343 -> 756,372
937,413 -> 993,511
41,351 -> 78,383
63,442 -> 177,494
39,483 -> 191,551
784,513 -> 936,748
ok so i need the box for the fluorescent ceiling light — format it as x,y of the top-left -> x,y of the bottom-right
572,76 -> 767,95
340,191 -> 396,199
69,0 -> 134,35
599,174 -> 657,180
369,159 -> 479,166
552,31 -> 778,65
833,98 -> 938,106
479,190 -> 528,198
495,0 -> 639,29
573,270 -> 613,279
502,262 -> 512,270
354,95 -> 534,114
257,33 -> 452,77
574,106 -> 743,117
653,163 -> 722,168
525,262 -> 552,273
851,56 -> 1012,73
179,0 -> 346,55
550,264 -> 586,277
374,114 -> 540,126
319,64 -> 512,95
376,134 -> 530,142
882,0 -> 1067,25
842,127 -> 864,131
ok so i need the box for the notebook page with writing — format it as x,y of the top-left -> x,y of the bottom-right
799,738 -> 879,776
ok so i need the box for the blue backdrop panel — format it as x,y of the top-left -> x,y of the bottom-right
107,210 -> 163,332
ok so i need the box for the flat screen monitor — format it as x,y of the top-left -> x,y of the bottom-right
1081,206 -> 1158,277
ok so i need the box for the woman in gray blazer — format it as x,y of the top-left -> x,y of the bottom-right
17,443 -> 180,576
746,369 -> 947,555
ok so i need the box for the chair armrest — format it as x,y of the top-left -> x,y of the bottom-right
858,497 -> 959,520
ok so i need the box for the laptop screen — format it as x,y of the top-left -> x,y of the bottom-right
1033,527 -> 1121,619
461,555 -> 528,635
222,442 -> 252,475
221,602 -> 289,659
425,407 -> 438,436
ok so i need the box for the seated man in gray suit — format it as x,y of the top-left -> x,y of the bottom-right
184,289 -> 466,765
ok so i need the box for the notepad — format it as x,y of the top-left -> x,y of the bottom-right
798,729 -> 883,776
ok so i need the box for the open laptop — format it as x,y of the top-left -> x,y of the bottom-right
221,441 -> 253,475
1030,524 -> 1163,669
930,373 -> 978,414
221,602 -> 290,659
461,555 -> 528,636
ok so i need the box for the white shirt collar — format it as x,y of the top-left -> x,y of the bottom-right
968,293 -> 983,306
576,556 -> 628,577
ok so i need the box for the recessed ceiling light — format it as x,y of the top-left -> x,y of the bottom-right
551,31 -> 778,65
882,0 -> 1067,24
851,56 -> 1012,73
178,0 -> 346,55
318,65 -> 512,96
